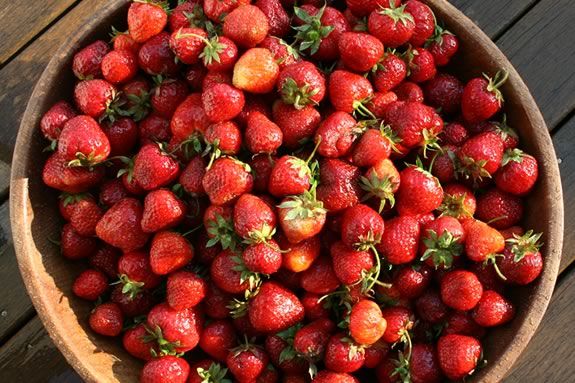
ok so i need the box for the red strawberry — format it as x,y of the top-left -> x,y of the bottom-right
301,292 -> 330,321
150,78 -> 188,119
245,112 -> 283,154
495,148 -> 539,196
204,284 -> 233,319
437,334 -> 482,380
188,360 -> 231,383
313,371 -> 359,383
265,334 -> 308,374
96,198 -> 150,251
43,152 -> 105,193
300,256 -> 340,294
200,35 -> 239,72
372,53 -> 407,93
458,131 -> 505,181
89,245 -> 120,278
410,343 -> 443,383
147,302 -> 203,353
380,306 -> 414,343
103,117 -> 139,156
89,302 -> 123,337
128,1 -> 167,43
315,111 -> 357,158
405,0 -> 435,47
363,340 -> 390,368
324,333 -> 365,373
72,269 -> 108,301
133,144 -> 179,191
234,194 -> 276,241
463,219 -> 506,272
368,3 -> 415,47
414,288 -> 449,324
499,230 -> 543,285
200,320 -> 238,362
140,356 -> 189,383
170,93 -> 210,140
293,5 -> 350,62
420,215 -> 464,269
339,32 -> 384,72
169,27 -> 207,65
123,324 -> 155,360
60,223 -> 98,259
202,83 -> 245,123
74,79 -> 117,119
40,101 -> 76,142
256,0 -> 290,37
138,32 -> 180,76
141,189 -> 187,233
258,36 -> 301,70
101,49 -> 138,84
440,270 -> 483,311
424,73 -> 463,115
479,115 -> 520,150
368,91 -> 399,118
377,215 -> 420,265
462,71 -> 508,123
440,122 -> 468,146
385,101 -> 443,152
405,47 -> 437,83
168,1 -> 204,31
233,48 -> 280,94
396,163 -> 443,215
210,250 -> 251,294
394,81 -> 424,103
202,157 -> 253,205
166,270 -> 206,310
341,204 -> 385,250
227,340 -> 270,382
268,153 -> 317,197
444,311 -> 486,338
349,299 -> 387,345
243,241 -> 283,274
352,125 -> 394,167
427,26 -> 459,66
118,250 -> 162,291
57,115 -> 110,166
72,40 -> 110,79
110,284 -> 154,317
150,231 -> 194,275
316,159 -> 362,213
179,156 -> 206,197
329,70 -> 373,115
346,0 -> 401,17
204,0 -> 250,22
250,154 -> 276,193
475,188 -> 523,229
249,281 -> 305,333
204,121 -> 243,166
69,196 -> 103,236
272,101 -> 321,149
394,264 -> 432,299
278,61 -> 326,109
224,5 -> 270,48
438,183 -> 476,220
471,290 -> 515,327
236,94 -> 272,127
293,318 -> 335,362
112,29 -> 141,53
360,158 -> 400,212
331,241 -> 375,286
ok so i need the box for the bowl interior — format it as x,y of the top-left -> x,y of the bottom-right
10,0 -> 563,382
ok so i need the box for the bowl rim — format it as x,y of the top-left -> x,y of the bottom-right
9,0 -> 564,382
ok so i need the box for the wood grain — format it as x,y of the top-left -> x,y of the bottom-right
0,316 -> 70,382
504,269 -> 575,382
497,0 -> 575,129
0,0 -> 77,65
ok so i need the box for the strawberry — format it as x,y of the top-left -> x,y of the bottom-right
300,256 -> 340,294
479,115 -> 520,150
123,324 -> 155,360
420,216 -> 464,269
203,70 -> 233,90
438,183 -> 476,220
301,292 -> 330,321
101,49 -> 138,84
394,264 -> 432,298
223,5 -> 270,48
243,241 -> 283,275
475,188 -> 523,229
372,53 -> 407,93
211,250 -> 251,294
103,117 -> 139,156
293,318 -> 335,362
272,101 -> 322,149
40,100 -> 76,142
204,205 -> 238,250
256,0 -> 290,37
234,194 -> 277,241
346,0 -> 401,17
278,191 -> 326,245
458,131 -> 505,181
251,155 -> 277,193
233,48 -> 280,94
363,340 -> 390,368
279,236 -> 320,274
128,1 -> 167,43
440,270 -> 483,311
138,32 -> 180,76
201,36 -> 239,72
324,333 -> 365,373
352,125 -> 394,167
166,270 -> 206,310
204,121 -> 242,166
227,340 -> 270,382
462,71 -> 508,123
189,360 -> 231,383
463,219 -> 505,271
249,281 -> 305,333
440,122 -> 468,146
396,163 -> 443,215
437,334 -> 482,380
169,27 -> 207,65
112,29 -> 141,53
43,152 -> 105,193
204,284 -> 233,319
133,143 -> 179,190
278,61 -> 326,109
150,231 -> 194,275
150,78 -> 188,119
236,94 -> 273,127
329,70 -> 374,115
339,32 -> 384,72
96,198 -> 150,251
315,111 -> 357,158
72,269 -> 108,301
394,81 -> 424,103
405,47 -> 437,83
427,143 -> 457,184
444,311 -> 486,338
202,84 -> 245,123
499,230 -> 543,285
57,115 -> 110,166
265,334 -> 308,374
170,93 -> 210,140
200,320 -> 238,362
424,73 -> 463,115
316,159 -> 362,213
204,0 -> 250,22
110,284 -> 154,317
89,302 -> 123,337
293,5 -> 350,62
495,148 -> 539,196
72,40 -> 110,79
179,156 -> 206,196
89,245 -> 120,278
140,356 -> 190,383
409,343 -> 443,383
117,250 -> 162,291
147,302 -> 203,354
360,158 -> 400,212
258,36 -> 301,70
471,290 -> 515,327
331,241 -> 375,286
368,91 -> 399,118
69,196 -> 103,236
385,101 -> 443,152
139,114 -> 171,145
340,204 -> 385,250
368,3 -> 415,47
377,215 -> 420,265
404,0 -> 436,47
380,307 -> 414,343
268,152 -> 317,198
245,112 -> 283,154
427,25 -> 459,66
313,371 -> 359,383
141,189 -> 187,233
168,1 -> 205,31
349,299 -> 387,345
73,79 -> 117,119
203,157 -> 254,205
414,288 -> 449,324
60,223 -> 98,260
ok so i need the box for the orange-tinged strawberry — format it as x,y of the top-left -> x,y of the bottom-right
128,1 -> 168,43
280,235 -> 321,272
462,219 -> 505,272
349,299 -> 387,345
150,231 -> 194,275
223,5 -> 270,48
233,48 -> 280,94
278,189 -> 327,244
202,157 -> 253,206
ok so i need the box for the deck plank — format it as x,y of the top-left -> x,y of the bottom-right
0,0 -> 77,65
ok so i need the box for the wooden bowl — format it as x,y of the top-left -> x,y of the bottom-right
10,0 -> 564,382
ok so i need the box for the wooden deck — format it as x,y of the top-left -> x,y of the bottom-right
0,0 -> 573,381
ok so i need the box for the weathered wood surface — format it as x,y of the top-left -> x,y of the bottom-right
0,0 -> 77,66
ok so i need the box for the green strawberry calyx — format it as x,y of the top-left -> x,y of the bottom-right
378,2 -> 414,26
196,362 -> 232,383
293,5 -> 334,56
506,230 -> 543,262
421,229 -> 463,269
484,70 -> 508,103
206,214 -> 240,251
281,77 -> 320,110
501,147 -> 525,166
437,192 -> 473,219
144,324 -> 183,357
278,183 -> 327,221
112,274 -> 145,300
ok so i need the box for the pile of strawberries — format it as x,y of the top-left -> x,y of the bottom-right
39,0 -> 544,382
